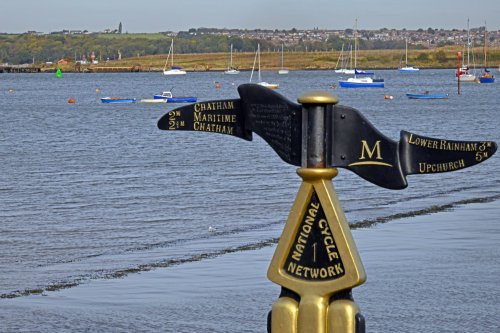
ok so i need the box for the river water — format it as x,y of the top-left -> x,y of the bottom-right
0,70 -> 499,332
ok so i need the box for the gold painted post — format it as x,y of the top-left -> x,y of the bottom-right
268,92 -> 366,333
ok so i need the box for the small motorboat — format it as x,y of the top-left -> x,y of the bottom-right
406,92 -> 448,99
153,91 -> 197,103
101,97 -> 137,103
479,69 -> 495,83
140,98 -> 166,103
258,82 -> 280,89
339,77 -> 384,88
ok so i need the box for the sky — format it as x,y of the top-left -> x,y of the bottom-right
2,0 -> 499,33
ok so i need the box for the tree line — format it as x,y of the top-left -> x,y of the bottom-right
0,32 -> 420,65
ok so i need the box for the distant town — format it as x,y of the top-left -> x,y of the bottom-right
1,22 -> 499,69
16,22 -> 500,48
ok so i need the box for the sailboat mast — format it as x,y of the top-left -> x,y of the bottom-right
250,44 -> 258,82
354,19 -> 358,69
171,39 -> 174,67
483,22 -> 487,68
258,44 -> 261,81
405,37 -> 408,65
230,44 -> 233,68
281,44 -> 284,69
466,18 -> 470,67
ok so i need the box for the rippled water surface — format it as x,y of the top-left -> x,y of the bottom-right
0,70 -> 499,331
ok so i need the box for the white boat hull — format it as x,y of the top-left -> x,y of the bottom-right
258,82 -> 279,89
163,69 -> 187,75
399,66 -> 419,73
457,74 -> 477,82
335,69 -> 355,74
224,69 -> 240,75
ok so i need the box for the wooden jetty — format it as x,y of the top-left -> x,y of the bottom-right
87,65 -> 142,73
0,65 -> 42,73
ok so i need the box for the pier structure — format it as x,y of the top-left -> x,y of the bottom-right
0,64 -> 42,73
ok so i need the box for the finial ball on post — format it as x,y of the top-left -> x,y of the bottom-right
298,91 -> 339,105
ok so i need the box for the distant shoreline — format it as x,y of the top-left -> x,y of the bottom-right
2,46 -> 498,73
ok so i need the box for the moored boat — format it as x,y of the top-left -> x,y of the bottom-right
101,97 -> 137,103
479,24 -> 495,83
456,19 -> 477,82
354,68 -> 374,76
163,39 -> 187,75
479,71 -> 495,83
250,44 -> 279,89
399,65 -> 419,73
224,44 -> 240,75
258,82 -> 280,89
153,91 -> 197,103
339,19 -> 383,88
339,77 -> 384,88
399,38 -> 420,73
140,98 -> 167,103
277,43 -> 289,75
406,92 -> 448,99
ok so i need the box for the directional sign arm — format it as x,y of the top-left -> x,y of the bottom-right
399,130 -> 497,175
238,84 -> 303,166
329,106 -> 408,189
157,99 -> 252,141
328,106 -> 498,190
157,85 -> 497,190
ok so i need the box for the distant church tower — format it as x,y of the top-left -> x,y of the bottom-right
118,22 -> 122,34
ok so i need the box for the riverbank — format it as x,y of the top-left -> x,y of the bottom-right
1,199 -> 499,332
18,45 -> 499,73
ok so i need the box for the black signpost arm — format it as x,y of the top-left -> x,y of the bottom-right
157,84 -> 497,333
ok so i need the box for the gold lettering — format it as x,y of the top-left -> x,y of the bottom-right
327,246 -> 339,261
292,251 -> 301,261
408,133 -> 415,145
288,263 -> 342,279
418,159 -> 466,173
318,218 -> 341,263
409,134 -> 479,152
296,243 -> 305,253
360,140 -> 383,160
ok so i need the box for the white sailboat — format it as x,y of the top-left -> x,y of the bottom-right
163,39 -> 186,76
224,44 -> 240,75
399,37 -> 419,72
457,19 -> 477,82
250,44 -> 279,89
278,44 -> 289,74
334,43 -> 355,74
339,19 -> 384,88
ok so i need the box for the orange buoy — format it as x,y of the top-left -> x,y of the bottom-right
215,82 -> 221,89
68,98 -> 75,104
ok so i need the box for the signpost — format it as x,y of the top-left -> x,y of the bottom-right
158,84 -> 497,333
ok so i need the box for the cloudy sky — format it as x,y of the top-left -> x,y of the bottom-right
2,0 -> 499,33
